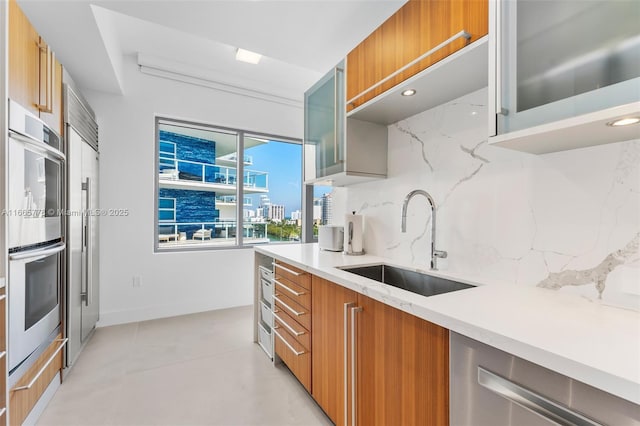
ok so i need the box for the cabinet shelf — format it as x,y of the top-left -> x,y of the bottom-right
347,36 -> 488,125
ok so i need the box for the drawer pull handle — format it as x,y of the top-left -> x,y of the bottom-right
0,295 -> 6,301
273,328 -> 305,356
272,262 -> 305,277
477,367 -> 601,426
273,295 -> 306,317
274,279 -> 305,297
273,312 -> 305,336
12,338 -> 67,392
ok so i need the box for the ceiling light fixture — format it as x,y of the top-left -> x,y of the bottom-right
607,117 -> 640,127
236,48 -> 262,64
401,89 -> 416,97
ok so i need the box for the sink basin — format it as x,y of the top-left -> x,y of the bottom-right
339,264 -> 475,297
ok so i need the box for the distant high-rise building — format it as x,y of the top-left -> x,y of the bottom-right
313,198 -> 323,225
291,210 -> 302,221
268,204 -> 285,222
321,193 -> 333,225
259,195 -> 271,219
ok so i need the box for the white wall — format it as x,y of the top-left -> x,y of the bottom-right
337,88 -> 640,307
83,55 -> 303,326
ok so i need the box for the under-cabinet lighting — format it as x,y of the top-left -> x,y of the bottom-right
401,89 -> 416,97
607,117 -> 640,127
236,48 -> 262,64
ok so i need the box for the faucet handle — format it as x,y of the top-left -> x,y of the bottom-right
434,250 -> 448,259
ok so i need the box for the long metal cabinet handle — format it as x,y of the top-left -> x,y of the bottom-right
36,43 -> 53,113
477,367 -> 602,426
8,242 -> 65,260
12,339 -> 68,392
346,30 -> 471,106
272,262 -> 305,277
334,66 -> 344,164
351,306 -> 362,426
48,50 -> 55,113
494,0 -> 504,116
273,312 -> 305,336
273,328 -> 305,356
82,178 -> 91,307
273,295 -> 306,317
274,279 -> 306,297
343,302 -> 355,426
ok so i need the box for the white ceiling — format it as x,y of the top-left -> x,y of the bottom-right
18,0 -> 406,100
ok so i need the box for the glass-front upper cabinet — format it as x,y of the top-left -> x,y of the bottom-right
304,60 -> 345,182
489,0 -> 640,152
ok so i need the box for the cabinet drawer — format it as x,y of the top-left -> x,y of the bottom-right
261,278 -> 273,305
9,335 -> 65,426
259,265 -> 273,281
260,300 -> 273,327
273,275 -> 310,310
274,261 -> 310,291
273,293 -> 311,331
274,325 -> 311,392
273,307 -> 311,351
258,321 -> 273,358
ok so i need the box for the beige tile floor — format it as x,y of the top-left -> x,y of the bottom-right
37,306 -> 332,426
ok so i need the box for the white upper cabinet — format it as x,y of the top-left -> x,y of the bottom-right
488,0 -> 640,154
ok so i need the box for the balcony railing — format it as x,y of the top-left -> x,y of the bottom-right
158,220 -> 269,242
159,157 -> 268,191
215,196 -> 252,206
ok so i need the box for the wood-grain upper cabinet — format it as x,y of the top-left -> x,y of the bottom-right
8,0 -> 64,135
355,293 -> 449,426
346,0 -> 489,111
8,0 -> 39,117
311,277 -> 449,426
311,276 -> 358,426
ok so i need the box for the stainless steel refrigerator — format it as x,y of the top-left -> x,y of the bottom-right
64,80 -> 100,367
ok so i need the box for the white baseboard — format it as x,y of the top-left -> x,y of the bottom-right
96,299 -> 252,327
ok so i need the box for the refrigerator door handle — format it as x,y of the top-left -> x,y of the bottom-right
81,178 -> 91,306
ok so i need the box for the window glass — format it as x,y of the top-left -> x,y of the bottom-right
156,119 -> 302,250
245,136 -> 302,243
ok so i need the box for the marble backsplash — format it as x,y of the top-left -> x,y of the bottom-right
331,88 -> 640,307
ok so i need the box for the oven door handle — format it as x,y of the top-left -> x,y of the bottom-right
9,131 -> 66,162
9,242 -> 66,261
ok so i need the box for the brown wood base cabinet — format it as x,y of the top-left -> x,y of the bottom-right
311,277 -> 449,426
273,261 -> 312,392
9,334 -> 64,426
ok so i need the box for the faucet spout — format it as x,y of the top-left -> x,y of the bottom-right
400,189 -> 447,270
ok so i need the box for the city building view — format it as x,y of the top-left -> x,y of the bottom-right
156,120 -> 334,247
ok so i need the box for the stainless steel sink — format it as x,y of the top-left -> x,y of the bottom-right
339,264 -> 475,297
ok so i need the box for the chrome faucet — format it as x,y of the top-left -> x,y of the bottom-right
401,189 -> 448,270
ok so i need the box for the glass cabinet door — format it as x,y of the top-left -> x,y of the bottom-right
497,0 -> 640,134
304,61 -> 345,182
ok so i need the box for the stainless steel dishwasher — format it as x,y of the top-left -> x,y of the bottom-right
450,332 -> 640,426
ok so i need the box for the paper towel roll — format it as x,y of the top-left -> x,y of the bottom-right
344,212 -> 364,254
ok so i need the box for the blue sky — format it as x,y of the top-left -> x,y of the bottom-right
246,141 -> 302,215
245,141 -> 333,217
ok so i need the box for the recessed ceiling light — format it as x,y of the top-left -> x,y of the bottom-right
401,89 -> 416,97
607,117 -> 640,127
236,48 -> 262,64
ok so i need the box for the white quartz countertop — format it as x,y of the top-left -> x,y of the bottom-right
255,243 -> 640,405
